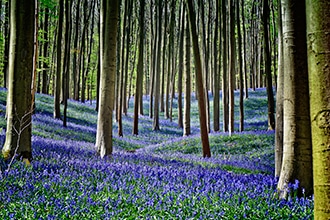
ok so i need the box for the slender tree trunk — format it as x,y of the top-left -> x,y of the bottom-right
275,0 -> 284,178
186,0 -> 211,158
152,0 -> 162,131
306,0 -> 330,218
73,0 -> 81,100
160,1 -> 168,113
236,0 -> 244,132
177,4 -> 185,129
133,0 -> 145,135
222,0 -> 229,132
54,0 -> 64,119
42,7 -> 50,94
213,0 -> 220,132
262,0 -> 275,130
241,0 -> 248,99
228,0 -> 235,134
63,0 -> 72,127
183,9 -> 191,136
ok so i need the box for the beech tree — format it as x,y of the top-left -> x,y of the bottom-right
133,0 -> 145,135
186,0 -> 211,158
306,0 -> 330,218
95,0 -> 119,157
2,0 -> 35,162
277,0 -> 313,198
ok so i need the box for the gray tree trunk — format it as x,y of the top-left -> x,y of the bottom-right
277,0 -> 313,198
95,0 -> 119,158
2,0 -> 35,162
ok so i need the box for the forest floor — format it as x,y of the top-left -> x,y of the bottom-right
0,87 -> 313,219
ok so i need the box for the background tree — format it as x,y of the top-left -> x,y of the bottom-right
2,0 -> 35,162
152,0 -> 162,131
306,0 -> 330,218
54,0 -> 64,119
95,0 -> 119,158
183,8 -> 191,136
186,0 -> 211,158
275,0 -> 284,178
262,0 -> 275,130
277,0 -> 313,198
133,0 -> 145,135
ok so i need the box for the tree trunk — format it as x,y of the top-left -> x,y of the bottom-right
183,9 -> 191,136
152,0 -> 162,131
306,0 -> 330,218
236,0 -> 244,132
186,0 -> 211,158
3,1 -> 9,88
262,0 -> 275,130
42,7 -> 50,94
54,0 -> 64,119
222,0 -> 229,132
95,0 -> 118,158
2,0 -> 35,162
73,0 -> 81,100
275,0 -> 284,178
241,0 -> 248,99
63,0 -> 72,127
213,0 -> 220,132
277,0 -> 313,198
177,4 -> 184,129
133,0 -> 145,135
228,0 -> 235,134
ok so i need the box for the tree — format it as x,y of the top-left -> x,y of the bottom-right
236,0 -> 244,132
186,0 -> 211,158
277,0 -> 313,198
183,8 -> 191,137
221,0 -> 229,132
306,0 -> 330,218
152,0 -> 162,131
2,0 -> 35,162
262,0 -> 275,130
177,4 -> 185,129
228,0 -> 236,133
133,0 -> 145,135
275,0 -> 284,178
95,0 -> 119,158
213,0 -> 220,132
54,0 -> 64,119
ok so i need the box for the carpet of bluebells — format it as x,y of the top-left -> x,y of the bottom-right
0,87 -> 313,219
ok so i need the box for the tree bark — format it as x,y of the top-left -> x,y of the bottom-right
306,0 -> 330,218
275,0 -> 284,178
213,0 -> 220,132
133,0 -> 145,135
95,0 -> 118,158
183,9 -> 191,136
236,0 -> 244,132
222,0 -> 229,132
54,0 -> 64,119
152,0 -> 162,131
277,0 -> 313,198
262,0 -> 275,130
228,0 -> 235,134
2,0 -> 35,162
186,0 -> 211,158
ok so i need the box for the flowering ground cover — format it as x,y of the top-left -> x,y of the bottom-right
0,88 -> 313,219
